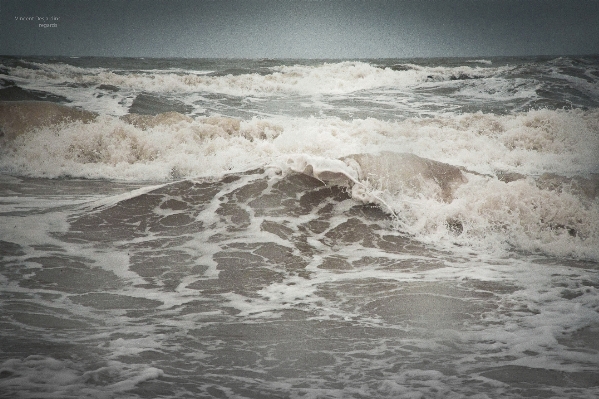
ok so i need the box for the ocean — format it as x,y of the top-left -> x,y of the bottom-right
1,55 -> 598,398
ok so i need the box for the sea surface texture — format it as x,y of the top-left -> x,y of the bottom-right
1,56 -> 599,398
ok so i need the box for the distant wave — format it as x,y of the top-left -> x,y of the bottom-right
466,59 -> 493,65
5,60 -> 507,96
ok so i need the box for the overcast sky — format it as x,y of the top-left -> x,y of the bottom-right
1,0 -> 598,58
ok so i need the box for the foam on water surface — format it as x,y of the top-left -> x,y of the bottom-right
1,171 -> 598,398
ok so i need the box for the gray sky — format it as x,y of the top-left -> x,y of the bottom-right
1,0 -> 598,58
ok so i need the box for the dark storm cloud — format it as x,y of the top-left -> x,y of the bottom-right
1,0 -> 598,58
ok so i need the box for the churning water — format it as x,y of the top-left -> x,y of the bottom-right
1,55 -> 599,398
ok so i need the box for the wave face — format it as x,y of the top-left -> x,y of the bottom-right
1,56 -> 599,398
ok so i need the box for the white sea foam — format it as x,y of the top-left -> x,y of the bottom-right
455,77 -> 538,101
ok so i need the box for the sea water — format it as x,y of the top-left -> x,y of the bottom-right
1,56 -> 598,398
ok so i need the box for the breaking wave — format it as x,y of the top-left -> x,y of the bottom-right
1,101 -> 598,261
5,60 -> 510,96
